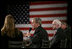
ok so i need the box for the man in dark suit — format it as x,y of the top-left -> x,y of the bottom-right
61,22 -> 71,48
25,17 -> 49,48
49,19 -> 63,48
50,19 -> 71,48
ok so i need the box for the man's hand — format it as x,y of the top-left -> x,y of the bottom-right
24,32 -> 31,37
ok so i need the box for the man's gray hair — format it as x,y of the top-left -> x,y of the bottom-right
34,17 -> 42,25
52,19 -> 62,27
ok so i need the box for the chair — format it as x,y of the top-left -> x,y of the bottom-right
41,40 -> 49,48
60,38 -> 68,48
8,41 -> 23,48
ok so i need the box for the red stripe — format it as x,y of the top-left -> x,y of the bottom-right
30,34 -> 54,37
30,20 -> 66,24
30,14 -> 67,18
42,27 -> 52,30
18,27 -> 53,30
48,34 -> 54,37
42,20 -> 66,24
30,7 -> 67,11
30,1 -> 67,5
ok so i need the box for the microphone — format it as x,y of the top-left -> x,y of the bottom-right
29,28 -> 32,33
26,28 -> 32,37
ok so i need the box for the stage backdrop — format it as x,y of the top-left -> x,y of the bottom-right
7,1 -> 67,40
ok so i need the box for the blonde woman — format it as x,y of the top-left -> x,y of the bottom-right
1,14 -> 23,48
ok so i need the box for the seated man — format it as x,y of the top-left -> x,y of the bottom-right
50,19 -> 71,48
25,17 -> 49,48
50,19 -> 63,48
61,22 -> 71,48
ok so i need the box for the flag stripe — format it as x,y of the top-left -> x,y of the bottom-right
30,14 -> 67,17
30,1 -> 67,5
30,34 -> 54,37
30,10 -> 67,15
15,24 -> 52,28
37,20 -> 66,24
30,4 -> 67,9
30,7 -> 67,11
18,27 -> 53,30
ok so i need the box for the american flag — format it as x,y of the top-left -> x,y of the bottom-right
7,1 -> 67,40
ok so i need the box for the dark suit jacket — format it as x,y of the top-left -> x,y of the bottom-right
29,26 -> 49,48
50,26 -> 71,48
62,26 -> 71,48
50,28 -> 64,48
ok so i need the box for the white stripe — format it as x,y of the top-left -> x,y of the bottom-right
30,4 -> 67,9
21,30 -> 55,34
49,37 -> 53,40
15,24 -> 52,28
15,24 -> 32,28
23,36 -> 53,40
30,17 -> 67,21
30,10 -> 67,15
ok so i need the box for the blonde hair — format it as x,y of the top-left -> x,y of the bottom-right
1,14 -> 19,38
